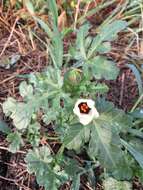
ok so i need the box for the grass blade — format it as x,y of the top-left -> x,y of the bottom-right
121,139 -> 143,169
127,64 -> 143,96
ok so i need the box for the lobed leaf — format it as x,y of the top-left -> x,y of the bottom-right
88,120 -> 122,169
96,42 -> 111,54
25,146 -> 68,190
103,177 -> 132,190
63,124 -> 90,151
85,56 -> 119,80
87,20 -> 127,58
7,132 -> 23,153
19,81 -> 33,98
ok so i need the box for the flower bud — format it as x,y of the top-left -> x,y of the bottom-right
63,69 -> 82,92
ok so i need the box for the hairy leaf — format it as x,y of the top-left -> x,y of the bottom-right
34,17 -> 53,38
86,56 -> 119,80
7,132 -> 23,153
48,0 -> 58,26
3,98 -> 32,130
121,139 -> 143,169
96,42 -> 111,54
87,20 -> 127,58
88,121 -> 121,169
25,146 -> 68,190
127,64 -> 143,96
88,100 -> 133,176
64,124 -> 90,151
130,108 -> 143,119
27,122 -> 40,146
19,81 -> 33,98
103,177 -> 132,190
24,0 -> 35,15
3,97 -> 17,116
76,24 -> 90,59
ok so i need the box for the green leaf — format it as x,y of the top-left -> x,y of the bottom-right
42,109 -> 58,125
63,158 -> 83,190
134,168 -> 143,182
19,81 -> 33,98
100,20 -> 127,41
25,146 -> 53,170
3,97 -> 17,116
0,120 -> 11,134
87,20 -> 127,58
24,0 -> 35,15
2,70 -> 63,130
98,109 -> 132,134
71,174 -> 80,190
34,17 -> 53,38
130,108 -> 143,119
7,132 -> 23,153
88,101 -> 133,174
86,56 -> 119,80
76,24 -> 90,59
34,0 -> 63,69
64,124 -> 90,151
88,120 -> 122,169
94,83 -> 109,94
48,0 -> 58,26
25,146 -> 68,190
103,177 -> 132,190
64,158 -> 82,177
27,122 -> 40,146
121,139 -> 143,169
10,103 -> 32,130
96,42 -> 111,54
127,64 -> 143,96
96,98 -> 114,113
29,67 -> 63,92
128,129 -> 143,139
85,36 -> 92,50
96,99 -> 132,133
111,153 -> 133,180
45,67 -> 63,89
51,30 -> 63,68
3,97 -> 34,130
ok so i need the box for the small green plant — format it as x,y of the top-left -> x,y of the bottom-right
1,0 -> 143,189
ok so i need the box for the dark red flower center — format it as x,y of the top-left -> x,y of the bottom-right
78,102 -> 91,114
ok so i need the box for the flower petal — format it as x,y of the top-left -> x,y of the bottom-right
86,99 -> 95,107
79,115 -> 93,125
93,107 -> 99,118
73,99 -> 99,125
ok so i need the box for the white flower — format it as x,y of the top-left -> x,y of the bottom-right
73,99 -> 99,125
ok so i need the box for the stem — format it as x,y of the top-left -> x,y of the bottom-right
45,136 -> 60,140
57,144 -> 65,158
